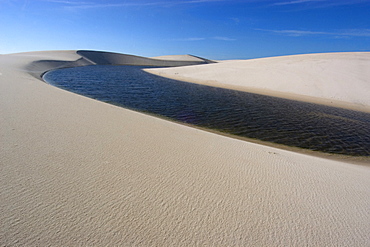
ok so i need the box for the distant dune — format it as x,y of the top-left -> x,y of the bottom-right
151,54 -> 216,63
77,50 -> 214,67
1,50 -> 369,246
23,50 -> 213,79
147,52 -> 370,112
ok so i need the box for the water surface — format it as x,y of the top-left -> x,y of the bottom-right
43,65 -> 370,157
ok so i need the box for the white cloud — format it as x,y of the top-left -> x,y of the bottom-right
258,29 -> 328,36
213,36 -> 236,41
42,0 -> 92,4
271,0 -> 369,7
42,0 -> 227,9
170,37 -> 206,41
257,28 -> 370,37
170,36 -> 236,41
340,29 -> 370,37
273,0 -> 323,6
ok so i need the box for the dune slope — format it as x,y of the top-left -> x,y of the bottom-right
0,50 -> 369,246
146,52 -> 370,112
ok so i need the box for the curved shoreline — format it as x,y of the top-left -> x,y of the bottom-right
146,52 -> 370,113
1,50 -> 369,246
44,64 -> 370,162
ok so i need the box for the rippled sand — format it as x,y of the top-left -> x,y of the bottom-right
1,51 -> 370,246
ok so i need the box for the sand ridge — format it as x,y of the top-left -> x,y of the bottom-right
1,50 -> 369,246
20,50 -> 213,80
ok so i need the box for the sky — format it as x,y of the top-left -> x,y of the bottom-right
0,0 -> 370,59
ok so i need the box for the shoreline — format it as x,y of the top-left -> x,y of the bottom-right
145,52 -> 370,113
44,68 -> 370,166
152,112 -> 370,166
145,69 -> 370,113
183,121 -> 370,166
1,50 -> 369,246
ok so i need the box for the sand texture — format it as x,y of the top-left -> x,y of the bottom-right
146,52 -> 370,112
1,51 -> 370,246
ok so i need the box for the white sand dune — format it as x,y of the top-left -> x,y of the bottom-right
77,50 -> 212,67
147,52 -> 370,112
22,50 -> 212,80
151,54 -> 216,63
151,54 -> 205,61
1,50 -> 369,246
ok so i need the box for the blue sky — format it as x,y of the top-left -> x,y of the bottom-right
1,0 -> 370,59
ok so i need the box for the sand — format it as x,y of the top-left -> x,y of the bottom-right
1,51 -> 369,246
146,52 -> 370,112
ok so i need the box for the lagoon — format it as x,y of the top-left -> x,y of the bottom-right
43,65 -> 370,156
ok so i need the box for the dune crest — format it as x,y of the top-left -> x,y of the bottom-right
77,50 -> 213,67
21,50 -> 213,79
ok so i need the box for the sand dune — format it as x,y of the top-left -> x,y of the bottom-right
21,50 -> 212,80
146,52 -> 370,112
1,50 -> 369,246
150,54 -> 216,63
77,50 -> 213,67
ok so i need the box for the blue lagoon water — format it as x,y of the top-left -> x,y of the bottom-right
43,65 -> 370,157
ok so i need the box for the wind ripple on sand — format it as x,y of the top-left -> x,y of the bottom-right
1,51 -> 370,246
